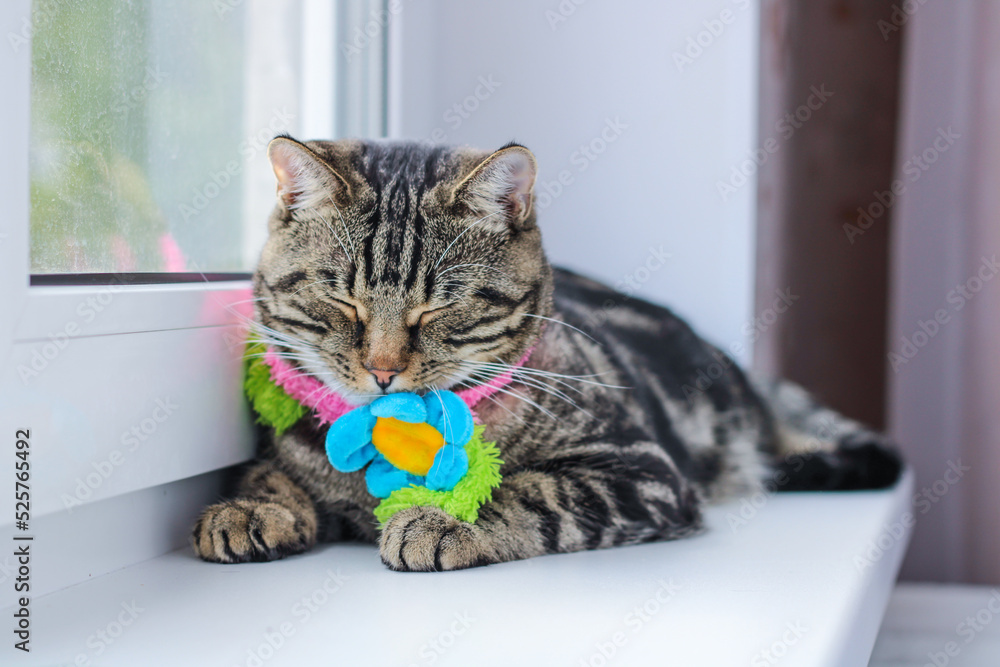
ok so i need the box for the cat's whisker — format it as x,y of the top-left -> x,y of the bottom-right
254,336 -> 317,357
522,313 -> 599,345
433,211 -> 503,270
460,359 -> 628,390
505,377 -> 583,412
291,278 -> 341,296
322,193 -> 354,264
508,373 -> 580,404
465,367 -> 592,418
261,347 -> 327,371
485,360 -> 626,387
449,378 -> 527,425
460,360 -> 587,396
464,358 -> 606,379
428,389 -> 455,457
462,374 -> 558,420
459,365 -> 556,412
462,361 -> 580,402
299,381 -> 345,406
326,193 -> 357,260
243,318 -> 316,351
244,351 -> 317,362
461,363 -> 618,411
224,296 -> 266,307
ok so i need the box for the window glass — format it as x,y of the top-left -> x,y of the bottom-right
29,0 -> 306,274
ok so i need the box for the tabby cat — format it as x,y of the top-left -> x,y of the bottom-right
192,136 -> 902,571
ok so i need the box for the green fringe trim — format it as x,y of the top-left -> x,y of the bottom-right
243,341 -> 306,436
374,426 -> 504,526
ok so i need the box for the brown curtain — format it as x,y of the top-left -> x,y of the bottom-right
758,0 -> 1000,583
755,0 -> 903,430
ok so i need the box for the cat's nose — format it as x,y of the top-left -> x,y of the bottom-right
367,365 -> 406,390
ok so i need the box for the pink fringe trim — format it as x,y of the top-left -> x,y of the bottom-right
262,345 -> 536,425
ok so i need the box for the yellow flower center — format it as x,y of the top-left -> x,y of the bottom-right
371,417 -> 445,476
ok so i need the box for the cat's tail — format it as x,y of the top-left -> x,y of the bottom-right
752,377 -> 904,491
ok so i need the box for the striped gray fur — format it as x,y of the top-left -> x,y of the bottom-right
192,138 -> 902,570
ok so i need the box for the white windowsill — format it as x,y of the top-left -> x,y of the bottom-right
17,472 -> 913,666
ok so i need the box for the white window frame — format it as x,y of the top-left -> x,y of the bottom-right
0,0 -> 388,524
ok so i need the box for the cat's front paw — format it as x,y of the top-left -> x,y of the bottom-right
192,499 -> 315,563
379,506 -> 497,571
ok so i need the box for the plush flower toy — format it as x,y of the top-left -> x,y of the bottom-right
326,391 -> 474,496
243,341 -> 516,525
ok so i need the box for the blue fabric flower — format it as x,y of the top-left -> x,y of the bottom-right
325,391 -> 474,498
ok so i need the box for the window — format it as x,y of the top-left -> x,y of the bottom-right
0,0 -> 389,588
27,0 -> 388,278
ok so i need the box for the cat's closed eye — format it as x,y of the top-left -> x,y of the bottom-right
330,296 -> 360,321
412,305 -> 451,327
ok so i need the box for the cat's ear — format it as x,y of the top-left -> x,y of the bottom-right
451,143 -> 538,228
267,136 -> 351,211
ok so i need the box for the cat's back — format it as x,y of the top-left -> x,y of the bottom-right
551,266 -> 701,357
549,266 -> 763,436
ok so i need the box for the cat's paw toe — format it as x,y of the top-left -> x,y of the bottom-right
192,499 -> 314,563
379,506 -> 495,572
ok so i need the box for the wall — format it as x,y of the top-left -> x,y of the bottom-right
392,0 -> 760,361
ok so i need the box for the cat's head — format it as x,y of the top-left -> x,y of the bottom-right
252,136 -> 552,404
